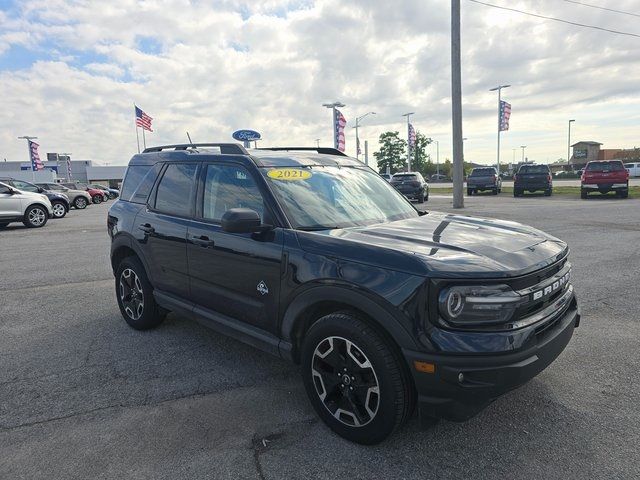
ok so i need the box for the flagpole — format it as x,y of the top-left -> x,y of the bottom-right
142,128 -> 146,150
18,135 -> 38,182
490,84 -> 510,175
402,112 -> 414,172
134,104 -> 141,153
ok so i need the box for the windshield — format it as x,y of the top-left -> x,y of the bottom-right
470,168 -> 495,176
518,165 -> 549,174
262,166 -> 418,230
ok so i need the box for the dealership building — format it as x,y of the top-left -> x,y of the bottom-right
570,141 -> 638,168
0,154 -> 126,187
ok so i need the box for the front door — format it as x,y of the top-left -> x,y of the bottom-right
134,162 -> 199,299
0,184 -> 22,218
187,162 -> 283,333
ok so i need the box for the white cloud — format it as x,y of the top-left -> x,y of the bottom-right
1,0 -> 640,167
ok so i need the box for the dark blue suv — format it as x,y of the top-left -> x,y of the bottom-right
108,143 -> 580,444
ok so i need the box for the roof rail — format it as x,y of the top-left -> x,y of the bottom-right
256,147 -> 348,157
143,143 -> 248,154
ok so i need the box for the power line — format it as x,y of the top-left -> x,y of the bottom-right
467,0 -> 640,38
562,0 -> 640,19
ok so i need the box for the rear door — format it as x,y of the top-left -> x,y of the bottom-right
134,162 -> 199,299
186,162 -> 283,333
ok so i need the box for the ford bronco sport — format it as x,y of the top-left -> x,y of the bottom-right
108,144 -> 580,444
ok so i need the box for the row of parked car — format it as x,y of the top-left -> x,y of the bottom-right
0,177 -> 119,229
386,159 -> 632,201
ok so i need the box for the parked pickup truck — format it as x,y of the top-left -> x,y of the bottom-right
581,160 -> 629,199
467,167 -> 501,195
513,164 -> 552,197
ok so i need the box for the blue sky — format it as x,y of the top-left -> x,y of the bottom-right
1,0 -> 640,165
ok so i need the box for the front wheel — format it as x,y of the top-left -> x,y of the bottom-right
23,205 -> 48,228
301,313 -> 415,445
115,257 -> 166,330
51,201 -> 67,218
93,195 -> 102,204
418,192 -> 425,203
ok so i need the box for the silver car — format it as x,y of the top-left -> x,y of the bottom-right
36,182 -> 92,209
0,181 -> 53,228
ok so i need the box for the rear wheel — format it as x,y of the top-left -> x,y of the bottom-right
115,256 -> 165,330
74,197 -> 88,209
492,188 -> 498,195
93,195 -> 102,204
301,312 -> 415,445
618,190 -> 629,199
544,188 -> 552,197
580,188 -> 587,199
51,201 -> 67,218
23,205 -> 48,228
467,188 -> 473,196
513,189 -> 521,197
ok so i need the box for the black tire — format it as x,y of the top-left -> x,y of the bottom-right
467,188 -> 473,196
115,256 -> 166,330
301,312 -> 415,445
621,190 -> 629,199
513,189 -> 521,197
418,192 -> 425,203
109,192 -> 117,200
580,188 -> 587,199
544,188 -> 552,197
51,201 -> 68,218
74,197 -> 88,209
93,195 -> 102,204
23,204 -> 48,228
424,189 -> 429,202
492,188 -> 498,195
0,222 -> 8,229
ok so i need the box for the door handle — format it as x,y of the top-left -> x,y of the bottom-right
138,223 -> 155,234
191,235 -> 215,248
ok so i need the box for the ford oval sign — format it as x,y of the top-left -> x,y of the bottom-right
232,129 -> 261,141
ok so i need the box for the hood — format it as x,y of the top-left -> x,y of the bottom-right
296,211 -> 568,278
16,189 -> 52,205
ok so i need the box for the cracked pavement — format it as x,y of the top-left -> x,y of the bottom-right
1,195 -> 639,479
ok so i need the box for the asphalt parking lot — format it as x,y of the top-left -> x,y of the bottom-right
1,195 -> 639,480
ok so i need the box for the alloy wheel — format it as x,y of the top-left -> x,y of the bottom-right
75,197 -> 87,209
119,268 -> 144,320
28,207 -> 46,226
52,203 -> 66,218
311,336 -> 380,427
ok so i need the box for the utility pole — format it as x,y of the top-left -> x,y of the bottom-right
322,102 -> 345,149
353,111 -> 375,161
520,145 -> 527,163
435,140 -> 440,176
18,135 -> 38,182
568,119 -> 575,167
315,138 -> 320,148
451,0 -> 464,208
402,112 -> 414,172
489,84 -> 510,176
364,140 -> 369,166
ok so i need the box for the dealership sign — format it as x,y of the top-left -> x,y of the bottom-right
232,130 -> 261,142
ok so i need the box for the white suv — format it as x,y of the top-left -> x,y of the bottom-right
0,181 -> 53,229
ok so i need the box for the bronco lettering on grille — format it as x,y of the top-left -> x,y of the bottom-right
532,271 -> 570,301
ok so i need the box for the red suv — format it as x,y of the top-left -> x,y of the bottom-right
581,160 -> 629,199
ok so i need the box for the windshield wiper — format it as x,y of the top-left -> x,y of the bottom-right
297,225 -> 341,231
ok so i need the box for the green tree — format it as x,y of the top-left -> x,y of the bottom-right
374,131 -> 407,174
412,132 -> 433,177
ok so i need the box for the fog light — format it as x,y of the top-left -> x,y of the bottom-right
458,373 -> 465,383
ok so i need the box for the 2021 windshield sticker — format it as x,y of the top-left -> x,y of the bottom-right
267,168 -> 312,181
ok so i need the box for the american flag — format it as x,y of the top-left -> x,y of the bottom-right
499,100 -> 511,132
408,123 -> 417,148
335,109 -> 346,152
65,155 -> 72,179
135,105 -> 153,132
29,140 -> 44,171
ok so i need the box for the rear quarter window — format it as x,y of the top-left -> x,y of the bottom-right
120,164 -> 161,203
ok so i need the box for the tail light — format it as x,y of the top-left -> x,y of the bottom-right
581,173 -> 585,182
513,174 -> 517,181
547,174 -> 552,182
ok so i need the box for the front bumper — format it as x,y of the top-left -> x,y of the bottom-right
403,298 -> 580,423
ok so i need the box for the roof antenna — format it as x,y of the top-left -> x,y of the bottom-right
186,131 -> 194,146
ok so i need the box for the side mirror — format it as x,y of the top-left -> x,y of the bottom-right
221,208 -> 266,233
37,187 -> 44,193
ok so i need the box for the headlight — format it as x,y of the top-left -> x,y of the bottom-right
438,284 -> 525,327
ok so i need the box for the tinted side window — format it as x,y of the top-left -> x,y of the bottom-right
12,180 -> 39,192
202,164 -> 264,222
154,163 -> 198,217
121,166 -> 149,201
131,164 -> 161,204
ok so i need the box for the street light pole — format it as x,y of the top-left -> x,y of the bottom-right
322,102 -> 345,150
18,135 -> 38,181
568,119 -> 575,167
435,140 -> 440,176
353,112 -> 376,161
451,0 -> 464,208
315,138 -> 320,148
489,84 -> 511,176
520,145 -> 527,163
402,112 -> 414,172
